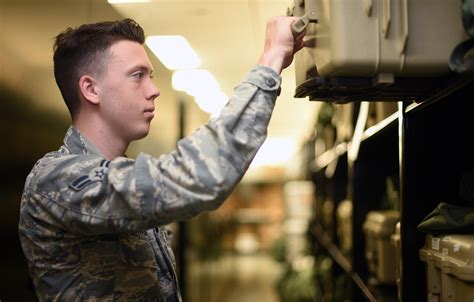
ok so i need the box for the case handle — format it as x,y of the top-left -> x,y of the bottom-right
291,0 -> 318,36
291,14 -> 311,35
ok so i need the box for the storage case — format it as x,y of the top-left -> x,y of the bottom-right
322,198 -> 334,236
363,210 -> 400,284
336,199 -> 352,255
390,221 -> 401,300
420,234 -> 474,302
289,0 -> 468,102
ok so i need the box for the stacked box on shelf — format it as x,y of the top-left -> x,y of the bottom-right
390,221 -> 401,300
420,234 -> 474,302
363,210 -> 400,284
336,199 -> 353,256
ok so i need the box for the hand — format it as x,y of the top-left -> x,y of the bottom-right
258,16 -> 306,74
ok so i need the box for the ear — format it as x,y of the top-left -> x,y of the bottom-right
78,75 -> 100,105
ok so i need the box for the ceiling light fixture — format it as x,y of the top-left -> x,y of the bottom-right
172,69 -> 219,96
195,91 -> 228,117
172,69 -> 227,116
147,35 -> 225,116
146,36 -> 200,70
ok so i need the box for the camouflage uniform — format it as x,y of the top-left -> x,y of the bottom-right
19,65 -> 281,301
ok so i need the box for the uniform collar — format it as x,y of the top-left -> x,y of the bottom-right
63,126 -> 105,157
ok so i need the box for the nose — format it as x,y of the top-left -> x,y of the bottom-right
147,80 -> 160,101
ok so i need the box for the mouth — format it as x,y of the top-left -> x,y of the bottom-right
144,107 -> 155,118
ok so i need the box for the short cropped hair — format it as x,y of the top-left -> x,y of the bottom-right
53,18 -> 145,117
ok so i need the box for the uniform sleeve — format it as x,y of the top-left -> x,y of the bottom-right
29,65 -> 282,234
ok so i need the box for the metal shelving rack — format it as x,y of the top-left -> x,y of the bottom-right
306,77 -> 474,301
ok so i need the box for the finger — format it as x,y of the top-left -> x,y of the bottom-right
294,30 -> 306,41
294,32 -> 306,49
294,31 -> 306,45
294,39 -> 305,53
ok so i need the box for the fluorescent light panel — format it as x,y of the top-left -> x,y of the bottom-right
195,91 -> 228,117
172,69 -> 219,96
172,69 -> 227,116
146,36 -> 200,70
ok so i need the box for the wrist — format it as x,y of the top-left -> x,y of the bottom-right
258,50 -> 285,74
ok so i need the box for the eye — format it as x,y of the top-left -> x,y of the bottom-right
132,71 -> 144,79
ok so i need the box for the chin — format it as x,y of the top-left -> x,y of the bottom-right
136,131 -> 149,140
129,127 -> 150,142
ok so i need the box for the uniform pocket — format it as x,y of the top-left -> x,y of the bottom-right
118,232 -> 158,269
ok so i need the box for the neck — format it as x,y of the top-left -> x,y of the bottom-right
74,118 -> 129,160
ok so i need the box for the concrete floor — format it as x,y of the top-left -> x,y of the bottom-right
186,252 -> 284,302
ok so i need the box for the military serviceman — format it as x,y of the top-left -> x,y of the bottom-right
18,16 -> 305,301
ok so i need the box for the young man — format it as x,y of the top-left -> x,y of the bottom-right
19,17 -> 305,301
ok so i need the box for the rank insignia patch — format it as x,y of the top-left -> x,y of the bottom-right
69,159 -> 110,191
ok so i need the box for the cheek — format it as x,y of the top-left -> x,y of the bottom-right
107,87 -> 135,112
100,81 -> 141,118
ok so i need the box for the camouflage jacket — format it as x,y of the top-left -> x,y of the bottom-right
18,65 -> 281,301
